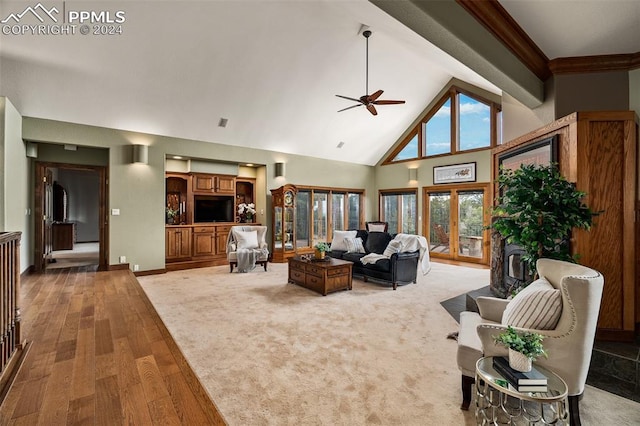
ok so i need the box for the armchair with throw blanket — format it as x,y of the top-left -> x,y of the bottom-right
227,225 -> 269,272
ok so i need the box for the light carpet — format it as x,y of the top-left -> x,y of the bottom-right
138,262 -> 640,425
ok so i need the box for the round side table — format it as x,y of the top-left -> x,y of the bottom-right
475,357 -> 569,425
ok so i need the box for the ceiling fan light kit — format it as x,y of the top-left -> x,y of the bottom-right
336,29 -> 405,116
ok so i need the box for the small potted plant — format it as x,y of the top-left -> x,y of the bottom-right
493,326 -> 547,372
314,242 -> 330,260
166,206 -> 179,225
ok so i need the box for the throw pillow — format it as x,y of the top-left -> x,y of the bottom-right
330,230 -> 357,251
344,237 -> 365,253
382,240 -> 403,257
234,230 -> 259,249
365,232 -> 393,254
502,278 -> 562,330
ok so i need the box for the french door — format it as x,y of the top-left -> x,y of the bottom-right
423,183 -> 490,264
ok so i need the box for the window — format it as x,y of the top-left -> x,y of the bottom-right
392,132 -> 419,161
296,187 -> 364,248
384,85 -> 500,164
379,190 -> 417,234
425,99 -> 451,156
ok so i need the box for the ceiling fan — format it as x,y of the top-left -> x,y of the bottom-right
336,29 -> 405,116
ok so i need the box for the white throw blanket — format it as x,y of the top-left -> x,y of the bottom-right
236,248 -> 267,273
360,234 -> 431,275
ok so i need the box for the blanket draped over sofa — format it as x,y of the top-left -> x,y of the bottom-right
360,233 -> 431,274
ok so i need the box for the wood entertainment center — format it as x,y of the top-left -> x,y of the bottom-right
165,172 -> 256,271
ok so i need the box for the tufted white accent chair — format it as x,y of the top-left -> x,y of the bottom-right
456,258 -> 604,425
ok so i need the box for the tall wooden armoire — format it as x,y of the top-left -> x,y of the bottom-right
492,111 -> 638,342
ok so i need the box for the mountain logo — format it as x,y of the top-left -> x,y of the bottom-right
1,3 -> 59,24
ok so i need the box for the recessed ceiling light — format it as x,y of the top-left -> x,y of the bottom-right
218,117 -> 228,128
245,163 -> 254,167
337,141 -> 345,148
173,155 -> 182,159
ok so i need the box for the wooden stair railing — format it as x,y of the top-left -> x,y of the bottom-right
0,231 -> 27,404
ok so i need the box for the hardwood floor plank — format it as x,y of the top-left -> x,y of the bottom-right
148,395 -> 182,425
136,354 -> 171,403
67,394 -> 95,425
0,267 -> 225,425
120,382 -> 154,425
95,375 -> 124,425
37,358 -> 73,425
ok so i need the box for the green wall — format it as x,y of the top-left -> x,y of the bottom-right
0,98 -> 31,272
21,115 -> 375,272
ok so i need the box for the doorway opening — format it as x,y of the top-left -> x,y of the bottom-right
34,162 -> 108,272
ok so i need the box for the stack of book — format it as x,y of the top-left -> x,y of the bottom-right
492,356 -> 548,393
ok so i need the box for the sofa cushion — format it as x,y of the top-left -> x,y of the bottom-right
345,237 -> 365,253
342,252 -> 366,264
502,278 -> 562,330
365,232 -> 393,254
327,250 -> 346,260
330,230 -> 357,252
362,258 -> 391,273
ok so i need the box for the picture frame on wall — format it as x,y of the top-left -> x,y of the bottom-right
433,162 -> 476,184
498,135 -> 558,171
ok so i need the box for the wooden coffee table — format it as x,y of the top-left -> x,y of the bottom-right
288,256 -> 352,296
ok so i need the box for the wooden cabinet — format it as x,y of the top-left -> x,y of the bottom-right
166,174 -> 189,225
492,111 -> 638,341
166,227 -> 191,259
271,184 -> 297,263
216,225 -> 231,255
192,226 -> 216,257
52,222 -> 75,251
192,173 -> 235,195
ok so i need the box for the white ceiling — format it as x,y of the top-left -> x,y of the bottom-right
1,1 -> 638,166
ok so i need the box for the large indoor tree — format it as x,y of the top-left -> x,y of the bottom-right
491,163 -> 598,281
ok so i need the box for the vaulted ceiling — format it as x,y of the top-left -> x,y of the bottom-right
1,1 -> 638,166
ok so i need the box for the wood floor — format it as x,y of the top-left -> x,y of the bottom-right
0,266 -> 226,425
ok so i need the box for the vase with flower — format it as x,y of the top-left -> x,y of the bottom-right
237,202 -> 257,223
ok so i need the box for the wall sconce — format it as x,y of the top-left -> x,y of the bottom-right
132,144 -> 149,164
275,162 -> 286,178
408,168 -> 418,182
26,142 -> 38,158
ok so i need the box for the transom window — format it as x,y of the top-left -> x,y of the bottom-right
384,86 -> 501,164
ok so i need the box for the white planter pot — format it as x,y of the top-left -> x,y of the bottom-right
509,348 -> 532,372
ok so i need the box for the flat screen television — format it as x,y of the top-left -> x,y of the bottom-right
194,196 -> 234,223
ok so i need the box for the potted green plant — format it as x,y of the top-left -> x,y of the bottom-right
494,326 -> 547,372
166,206 -> 179,224
490,163 -> 597,287
314,242 -> 330,260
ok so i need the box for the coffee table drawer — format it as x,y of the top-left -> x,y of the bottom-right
305,264 -> 324,276
290,269 -> 305,282
328,266 -> 350,277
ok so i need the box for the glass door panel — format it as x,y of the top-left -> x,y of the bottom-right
296,191 -> 310,249
332,193 -> 345,231
312,192 -> 328,246
347,193 -> 360,229
458,190 -> 484,259
274,206 -> 283,250
428,192 -> 451,254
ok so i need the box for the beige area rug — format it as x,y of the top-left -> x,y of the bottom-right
138,262 -> 640,425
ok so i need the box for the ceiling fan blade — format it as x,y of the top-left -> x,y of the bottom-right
372,100 -> 406,105
337,104 -> 362,113
368,89 -> 384,102
336,94 -> 362,103
366,104 -> 378,116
